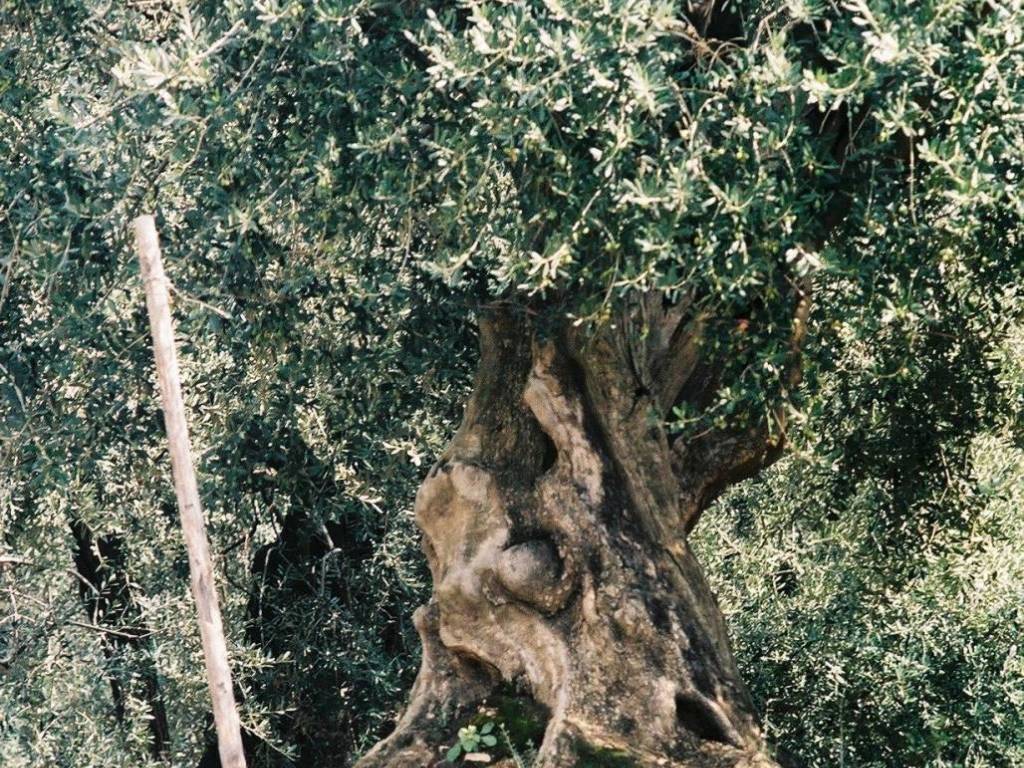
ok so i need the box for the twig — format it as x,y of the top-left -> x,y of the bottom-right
67,620 -> 156,640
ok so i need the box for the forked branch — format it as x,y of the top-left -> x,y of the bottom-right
671,280 -> 812,533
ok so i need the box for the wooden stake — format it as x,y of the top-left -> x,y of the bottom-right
134,215 -> 247,768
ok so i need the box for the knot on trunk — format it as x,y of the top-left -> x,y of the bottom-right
494,538 -> 573,614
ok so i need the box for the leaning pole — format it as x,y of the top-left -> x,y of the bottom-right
134,214 -> 247,768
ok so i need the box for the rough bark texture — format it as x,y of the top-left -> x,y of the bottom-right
357,307 -> 794,768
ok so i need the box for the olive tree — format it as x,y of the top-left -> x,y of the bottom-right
343,3 -> 1023,766
2,1 -> 1022,766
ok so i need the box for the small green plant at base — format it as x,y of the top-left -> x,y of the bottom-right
446,722 -> 498,763
499,722 -> 537,768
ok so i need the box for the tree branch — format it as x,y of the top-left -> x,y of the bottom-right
673,280 -> 811,533
653,312 -> 708,413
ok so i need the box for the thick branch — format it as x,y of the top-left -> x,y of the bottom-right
673,282 -> 811,533
566,325 -> 685,547
653,313 -> 708,413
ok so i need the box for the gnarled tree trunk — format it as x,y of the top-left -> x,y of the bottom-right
358,305 -> 798,768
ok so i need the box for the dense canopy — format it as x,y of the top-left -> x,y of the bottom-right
1,1 -> 1023,766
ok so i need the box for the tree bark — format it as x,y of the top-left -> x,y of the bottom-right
356,308 -> 781,768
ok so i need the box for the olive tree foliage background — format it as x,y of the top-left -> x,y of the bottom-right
695,322 -> 1024,767
1,2 -> 478,765
0,0 -> 1022,766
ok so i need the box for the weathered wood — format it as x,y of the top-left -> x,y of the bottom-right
357,310 -> 777,768
134,215 -> 247,768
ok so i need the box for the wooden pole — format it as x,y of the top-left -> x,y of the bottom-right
134,215 -> 247,768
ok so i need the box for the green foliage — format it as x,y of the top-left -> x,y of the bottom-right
499,721 -> 540,768
695,329 -> 1024,767
491,687 -> 549,756
445,721 -> 497,762
1,5 -> 474,764
441,689 -> 546,765
1,0 -> 1022,766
